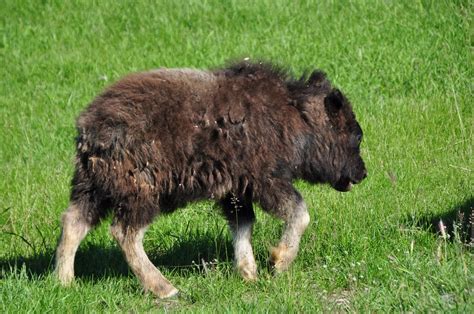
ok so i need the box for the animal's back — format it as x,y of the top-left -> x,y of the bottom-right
77,68 -> 217,154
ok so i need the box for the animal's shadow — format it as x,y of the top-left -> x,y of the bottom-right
407,197 -> 473,244
5,197 -> 471,280
0,232 -> 234,281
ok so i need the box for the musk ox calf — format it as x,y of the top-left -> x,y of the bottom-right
55,61 -> 367,298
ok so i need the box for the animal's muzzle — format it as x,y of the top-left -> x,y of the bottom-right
334,169 -> 367,192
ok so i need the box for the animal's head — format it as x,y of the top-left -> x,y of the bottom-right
322,89 -> 367,191
291,72 -> 367,192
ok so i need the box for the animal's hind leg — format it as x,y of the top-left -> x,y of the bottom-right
55,203 -> 93,285
110,219 -> 178,299
221,193 -> 257,281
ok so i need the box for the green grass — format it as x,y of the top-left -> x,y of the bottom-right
0,0 -> 472,312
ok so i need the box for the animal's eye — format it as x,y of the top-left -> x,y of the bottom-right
356,134 -> 362,143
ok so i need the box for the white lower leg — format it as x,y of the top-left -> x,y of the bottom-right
231,221 -> 257,280
111,224 -> 178,299
55,204 -> 90,285
271,201 -> 310,272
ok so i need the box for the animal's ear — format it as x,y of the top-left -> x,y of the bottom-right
307,70 -> 327,86
324,89 -> 345,128
324,89 -> 344,113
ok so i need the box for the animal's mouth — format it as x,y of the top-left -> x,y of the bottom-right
333,169 -> 367,192
333,178 -> 354,192
333,175 -> 366,192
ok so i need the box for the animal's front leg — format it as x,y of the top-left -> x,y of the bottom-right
260,186 -> 311,272
231,219 -> 257,280
270,199 -> 310,272
221,194 -> 257,281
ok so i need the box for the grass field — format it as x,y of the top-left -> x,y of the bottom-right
0,0 -> 472,312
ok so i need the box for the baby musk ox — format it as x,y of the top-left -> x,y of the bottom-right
55,60 -> 367,298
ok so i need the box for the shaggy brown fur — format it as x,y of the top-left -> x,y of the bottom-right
55,60 -> 367,298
